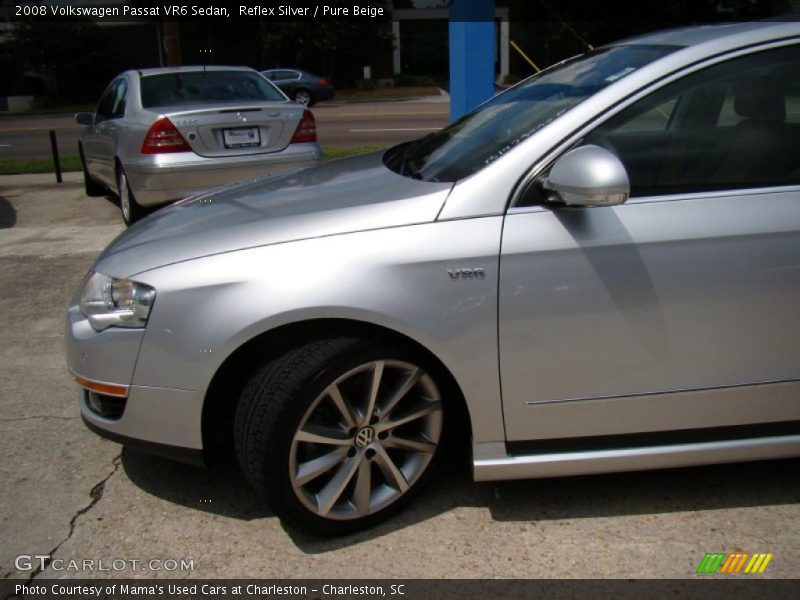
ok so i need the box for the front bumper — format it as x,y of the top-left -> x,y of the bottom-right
66,303 -> 205,463
78,387 -> 204,466
123,142 -> 321,207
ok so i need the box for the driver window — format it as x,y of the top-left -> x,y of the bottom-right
96,79 -> 127,122
109,78 -> 127,118
95,85 -> 116,122
582,44 -> 800,197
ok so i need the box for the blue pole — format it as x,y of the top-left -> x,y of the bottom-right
449,0 -> 495,122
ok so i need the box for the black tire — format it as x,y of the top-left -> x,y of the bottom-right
292,88 -> 315,107
235,337 -> 446,535
116,165 -> 146,226
79,145 -> 105,197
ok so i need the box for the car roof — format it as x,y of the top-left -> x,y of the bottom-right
262,68 -> 310,74
133,65 -> 257,77
611,20 -> 800,48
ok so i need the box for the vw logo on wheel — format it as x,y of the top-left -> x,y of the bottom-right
354,427 -> 375,448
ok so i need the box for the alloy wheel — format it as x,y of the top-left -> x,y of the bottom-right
118,171 -> 130,223
294,90 -> 312,105
288,359 -> 443,520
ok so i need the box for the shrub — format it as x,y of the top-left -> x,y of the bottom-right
502,73 -> 523,86
393,74 -> 436,87
357,78 -> 378,91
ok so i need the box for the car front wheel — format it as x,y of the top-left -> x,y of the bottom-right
79,145 -> 105,197
234,337 -> 445,535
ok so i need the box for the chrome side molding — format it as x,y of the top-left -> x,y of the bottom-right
473,435 -> 800,481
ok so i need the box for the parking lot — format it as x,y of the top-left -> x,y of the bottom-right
1,172 -> 799,580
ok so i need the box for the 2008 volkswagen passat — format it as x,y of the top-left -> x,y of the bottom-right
67,22 -> 800,535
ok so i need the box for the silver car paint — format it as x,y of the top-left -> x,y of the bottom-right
80,66 -> 321,207
500,188 -> 800,441
67,22 -> 800,477
96,152 -> 453,276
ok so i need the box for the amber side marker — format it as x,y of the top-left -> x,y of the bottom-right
74,375 -> 128,398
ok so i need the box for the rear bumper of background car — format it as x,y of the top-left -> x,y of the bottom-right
123,142 -> 321,206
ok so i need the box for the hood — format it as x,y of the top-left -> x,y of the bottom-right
96,152 -> 453,276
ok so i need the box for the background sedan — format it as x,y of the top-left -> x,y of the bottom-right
261,68 -> 335,106
76,66 -> 321,225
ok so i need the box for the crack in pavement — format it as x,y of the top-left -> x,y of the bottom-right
0,416 -> 79,423
2,452 -> 122,595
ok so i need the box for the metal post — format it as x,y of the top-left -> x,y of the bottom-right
392,20 -> 401,74
448,0 -> 495,121
49,130 -> 62,184
500,19 -> 510,80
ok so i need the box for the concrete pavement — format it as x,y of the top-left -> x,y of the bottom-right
1,175 -> 799,580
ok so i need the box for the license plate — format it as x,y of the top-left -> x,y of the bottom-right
223,127 -> 260,148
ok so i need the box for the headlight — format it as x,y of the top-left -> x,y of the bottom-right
80,271 -> 156,331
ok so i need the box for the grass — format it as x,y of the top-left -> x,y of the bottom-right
321,145 -> 385,160
0,154 -> 81,175
334,86 -> 441,102
0,146 -> 385,175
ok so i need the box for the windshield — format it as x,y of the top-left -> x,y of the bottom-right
385,45 -> 680,182
140,71 -> 286,108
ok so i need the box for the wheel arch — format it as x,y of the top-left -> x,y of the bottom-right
201,318 -> 472,463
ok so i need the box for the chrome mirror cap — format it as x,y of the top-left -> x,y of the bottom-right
543,144 -> 630,207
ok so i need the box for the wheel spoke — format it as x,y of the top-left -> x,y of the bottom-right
379,368 -> 422,419
328,383 -> 357,429
295,448 -> 348,486
362,360 -> 384,426
295,423 -> 351,446
290,358 -> 442,520
316,454 -> 361,516
375,400 -> 442,433
374,445 -> 409,492
383,434 -> 436,454
352,458 -> 372,516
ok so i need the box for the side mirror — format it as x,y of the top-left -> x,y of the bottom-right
542,144 -> 630,207
75,112 -> 94,126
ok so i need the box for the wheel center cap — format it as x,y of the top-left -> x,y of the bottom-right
354,426 -> 375,448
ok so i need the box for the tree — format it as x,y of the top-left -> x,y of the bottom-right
259,21 -> 394,84
7,20 -> 119,102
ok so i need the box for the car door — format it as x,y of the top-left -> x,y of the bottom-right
499,42 -> 800,445
94,77 -> 128,187
82,82 -> 116,184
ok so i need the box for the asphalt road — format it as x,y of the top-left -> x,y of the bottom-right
1,172 -> 799,582
0,98 -> 450,160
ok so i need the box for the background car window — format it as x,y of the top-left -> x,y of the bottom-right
140,71 -> 285,108
583,44 -> 800,197
273,70 -> 298,81
95,79 -> 126,122
110,78 -> 127,118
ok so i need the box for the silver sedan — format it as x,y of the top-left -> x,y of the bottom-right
67,21 -> 800,535
75,66 -> 321,225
